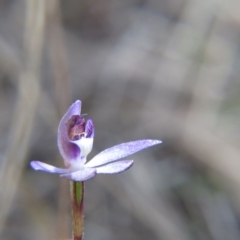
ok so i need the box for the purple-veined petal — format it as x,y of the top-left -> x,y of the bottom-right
85,119 -> 94,138
60,168 -> 96,181
30,161 -> 70,174
85,139 -> 161,168
95,160 -> 134,174
57,100 -> 82,166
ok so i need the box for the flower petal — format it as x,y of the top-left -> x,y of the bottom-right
70,138 -> 93,160
60,168 -> 96,181
85,119 -> 94,138
57,100 -> 82,166
30,161 -> 70,174
95,160 -> 134,174
85,139 -> 162,168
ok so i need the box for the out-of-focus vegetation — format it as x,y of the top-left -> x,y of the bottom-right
0,0 -> 240,239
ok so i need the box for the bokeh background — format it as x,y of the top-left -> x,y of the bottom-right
1,0 -> 240,239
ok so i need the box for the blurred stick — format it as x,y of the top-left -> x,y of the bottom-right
47,0 -> 71,239
47,0 -> 70,114
0,37 -> 20,80
0,0 -> 45,236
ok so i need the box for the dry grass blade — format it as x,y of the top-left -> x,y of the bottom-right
46,0 -> 71,238
0,0 -> 46,236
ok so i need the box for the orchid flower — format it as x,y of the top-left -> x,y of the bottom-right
30,100 -> 161,182
30,100 -> 162,240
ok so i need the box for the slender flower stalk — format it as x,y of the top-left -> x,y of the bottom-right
70,181 -> 84,240
30,100 -> 162,239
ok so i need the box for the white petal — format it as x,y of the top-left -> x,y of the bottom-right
70,138 -> 93,160
30,161 -> 69,174
95,160 -> 134,174
85,139 -> 161,168
60,168 -> 96,181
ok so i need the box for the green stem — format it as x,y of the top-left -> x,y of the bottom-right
70,181 -> 85,240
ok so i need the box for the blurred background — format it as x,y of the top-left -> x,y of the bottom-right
1,0 -> 240,239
